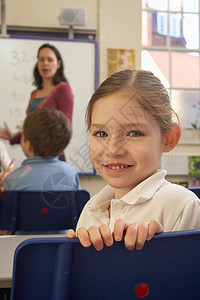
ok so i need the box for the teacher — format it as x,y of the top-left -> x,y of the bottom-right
0,43 -> 74,161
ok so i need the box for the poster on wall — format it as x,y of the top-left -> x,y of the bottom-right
107,48 -> 135,77
188,156 -> 200,178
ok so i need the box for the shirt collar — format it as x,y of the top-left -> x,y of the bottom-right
122,169 -> 167,204
22,156 -> 59,165
89,185 -> 114,211
90,169 -> 167,210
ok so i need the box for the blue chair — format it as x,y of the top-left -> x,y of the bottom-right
0,190 -> 90,233
11,229 -> 200,300
188,187 -> 200,198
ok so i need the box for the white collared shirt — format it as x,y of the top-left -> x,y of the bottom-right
76,170 -> 200,232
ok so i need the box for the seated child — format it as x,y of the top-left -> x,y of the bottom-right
0,140 -> 14,173
2,107 -> 80,190
67,69 -> 200,251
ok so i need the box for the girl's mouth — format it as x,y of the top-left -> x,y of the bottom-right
106,164 -> 130,170
103,164 -> 133,173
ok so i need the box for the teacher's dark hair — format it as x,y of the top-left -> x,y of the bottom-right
33,43 -> 68,89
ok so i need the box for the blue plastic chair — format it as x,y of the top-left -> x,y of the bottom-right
188,187 -> 200,198
11,229 -> 200,300
0,190 -> 90,233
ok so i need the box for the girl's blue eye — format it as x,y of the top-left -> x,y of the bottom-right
94,131 -> 108,138
128,131 -> 143,137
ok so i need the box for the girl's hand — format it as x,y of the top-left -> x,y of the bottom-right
113,219 -> 163,250
66,229 -> 77,239
67,219 -> 163,251
67,225 -> 114,251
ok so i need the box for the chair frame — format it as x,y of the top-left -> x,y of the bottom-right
0,189 -> 90,233
11,229 -> 200,300
188,187 -> 200,198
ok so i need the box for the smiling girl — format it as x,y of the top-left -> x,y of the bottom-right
67,69 -> 200,250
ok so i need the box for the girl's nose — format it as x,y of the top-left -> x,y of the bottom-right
104,136 -> 126,157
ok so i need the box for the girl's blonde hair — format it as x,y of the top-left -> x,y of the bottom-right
86,69 -> 178,134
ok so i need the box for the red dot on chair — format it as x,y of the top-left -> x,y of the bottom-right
42,208 -> 48,214
135,283 -> 149,298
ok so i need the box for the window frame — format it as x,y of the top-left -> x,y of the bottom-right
142,0 -> 200,130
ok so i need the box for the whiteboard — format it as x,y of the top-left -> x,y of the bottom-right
0,36 -> 98,174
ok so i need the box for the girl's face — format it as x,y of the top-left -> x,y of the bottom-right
37,48 -> 61,82
89,90 -> 167,199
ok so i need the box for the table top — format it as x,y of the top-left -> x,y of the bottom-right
0,234 -> 66,283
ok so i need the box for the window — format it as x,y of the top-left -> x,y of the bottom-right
157,13 -> 168,35
142,0 -> 200,129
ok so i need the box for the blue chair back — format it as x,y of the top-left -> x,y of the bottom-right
0,190 -> 90,233
11,229 -> 200,300
188,187 -> 200,198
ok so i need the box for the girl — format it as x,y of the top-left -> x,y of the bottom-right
0,43 -> 73,161
67,69 -> 200,250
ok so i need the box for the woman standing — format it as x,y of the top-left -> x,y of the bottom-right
0,43 -> 74,160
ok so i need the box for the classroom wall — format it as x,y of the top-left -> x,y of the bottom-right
0,0 -> 142,196
4,0 -> 98,29
2,0 -> 142,82
98,0 -> 142,82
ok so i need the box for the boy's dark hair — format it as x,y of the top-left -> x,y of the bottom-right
23,108 -> 72,158
33,43 -> 68,88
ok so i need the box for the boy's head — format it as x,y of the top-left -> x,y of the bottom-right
21,108 -> 72,158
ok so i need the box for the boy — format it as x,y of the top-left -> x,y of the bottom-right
2,107 -> 80,190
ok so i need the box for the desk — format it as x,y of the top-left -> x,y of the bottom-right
0,234 -> 66,288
